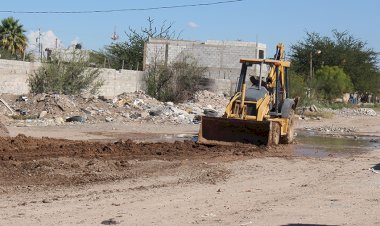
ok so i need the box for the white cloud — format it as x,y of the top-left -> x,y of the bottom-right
188,21 -> 199,28
27,30 -> 63,52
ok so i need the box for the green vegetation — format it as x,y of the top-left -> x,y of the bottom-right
11,114 -> 38,120
314,66 -> 353,100
0,17 -> 28,60
289,69 -> 307,100
91,17 -> 180,70
29,51 -> 103,95
290,30 -> 379,104
146,55 -> 206,102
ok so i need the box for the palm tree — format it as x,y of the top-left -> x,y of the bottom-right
0,17 -> 28,56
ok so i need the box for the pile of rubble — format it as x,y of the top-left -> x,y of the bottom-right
336,108 -> 377,117
304,126 -> 357,134
299,104 -> 378,120
0,90 -> 229,126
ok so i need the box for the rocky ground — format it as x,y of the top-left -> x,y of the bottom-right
0,91 -> 379,225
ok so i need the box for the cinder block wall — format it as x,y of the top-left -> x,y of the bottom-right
0,59 -> 41,94
145,39 -> 267,94
0,58 -> 232,97
0,59 -> 144,96
97,69 -> 145,97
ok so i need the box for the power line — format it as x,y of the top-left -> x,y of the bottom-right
0,0 -> 244,14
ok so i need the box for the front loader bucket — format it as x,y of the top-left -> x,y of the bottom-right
198,116 -> 278,146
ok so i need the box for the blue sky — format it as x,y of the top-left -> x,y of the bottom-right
0,0 -> 379,57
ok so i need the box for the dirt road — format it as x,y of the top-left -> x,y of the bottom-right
1,114 -> 379,225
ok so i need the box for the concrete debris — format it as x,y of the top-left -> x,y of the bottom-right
304,126 -> 357,134
0,90 -> 230,126
0,98 -> 15,114
17,96 -> 28,102
39,111 -> 48,119
4,89 -> 375,127
54,117 -> 64,125
368,168 -> 379,174
337,108 -> 377,116
309,105 -> 318,112
105,117 -> 114,122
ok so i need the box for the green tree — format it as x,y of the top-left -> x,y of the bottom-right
314,66 -> 353,100
0,17 -> 27,57
290,30 -> 379,95
91,17 -> 180,70
29,50 -> 103,95
289,69 -> 307,100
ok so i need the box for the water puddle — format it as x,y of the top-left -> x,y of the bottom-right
88,130 -> 379,158
295,132 -> 379,157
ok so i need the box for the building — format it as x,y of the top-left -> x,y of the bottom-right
144,38 -> 267,82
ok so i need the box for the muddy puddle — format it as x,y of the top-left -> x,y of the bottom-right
295,132 -> 379,157
87,131 -> 379,158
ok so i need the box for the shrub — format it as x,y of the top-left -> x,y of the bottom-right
145,55 -> 207,102
314,66 -> 353,101
29,50 -> 103,95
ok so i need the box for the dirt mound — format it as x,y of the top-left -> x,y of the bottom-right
0,135 -> 290,191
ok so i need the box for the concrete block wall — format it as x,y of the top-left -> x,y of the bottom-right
0,59 -> 232,97
145,38 -> 267,81
97,69 -> 144,97
200,78 -> 234,95
0,59 -> 144,97
0,59 -> 41,94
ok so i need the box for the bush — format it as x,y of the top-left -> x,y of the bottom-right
314,66 -> 353,101
29,50 -> 103,95
145,55 -> 207,102
289,70 -> 307,98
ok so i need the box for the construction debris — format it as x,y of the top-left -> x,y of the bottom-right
337,108 -> 377,117
0,90 -> 229,126
0,98 -> 15,114
304,125 -> 357,134
1,90 -> 378,128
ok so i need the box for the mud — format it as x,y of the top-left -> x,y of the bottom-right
0,135 -> 290,192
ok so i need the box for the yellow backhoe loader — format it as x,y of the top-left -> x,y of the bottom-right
198,43 -> 298,146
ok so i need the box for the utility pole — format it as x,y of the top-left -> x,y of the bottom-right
255,35 -> 259,77
309,50 -> 322,97
309,52 -> 313,80
38,28 -> 42,62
